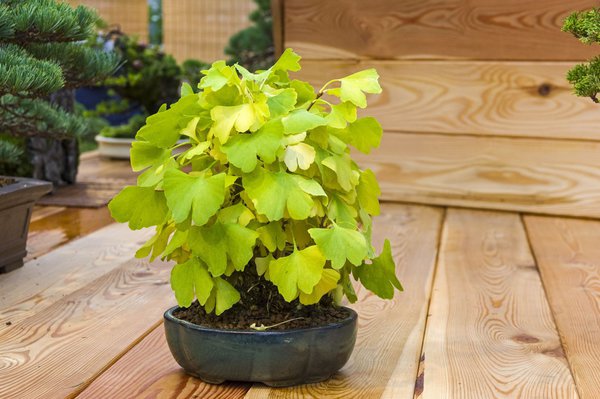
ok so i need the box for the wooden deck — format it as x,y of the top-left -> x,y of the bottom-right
1,156 -> 600,398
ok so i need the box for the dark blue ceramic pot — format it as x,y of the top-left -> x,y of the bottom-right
163,306 -> 358,387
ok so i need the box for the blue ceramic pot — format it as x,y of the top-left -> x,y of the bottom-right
163,306 -> 358,387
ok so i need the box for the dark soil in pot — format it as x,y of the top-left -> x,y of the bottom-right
173,270 -> 349,331
174,300 -> 350,331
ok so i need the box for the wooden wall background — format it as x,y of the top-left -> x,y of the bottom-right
67,0 -> 148,41
277,0 -> 600,218
162,0 -> 256,62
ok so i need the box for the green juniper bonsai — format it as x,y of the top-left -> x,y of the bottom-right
226,0 -> 274,72
0,0 -> 118,183
108,49 -> 402,318
563,8 -> 600,102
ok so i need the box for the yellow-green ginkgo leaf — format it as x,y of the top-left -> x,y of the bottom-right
335,68 -> 382,109
326,101 -> 357,129
221,119 -> 283,172
322,153 -> 357,192
163,169 -> 226,225
199,60 -> 239,91
269,245 -> 326,302
243,167 -> 326,221
266,88 -> 297,117
209,104 -> 253,143
283,142 -> 315,172
357,169 -> 381,215
299,268 -> 340,305
189,221 -> 258,277
170,257 -> 214,307
282,109 -> 327,135
256,221 -> 286,252
109,186 -> 168,230
330,117 -> 383,154
308,224 -> 369,269
353,239 -> 402,299
272,48 -> 302,72
137,94 -> 200,148
213,277 -> 241,315
328,192 -> 358,228
130,140 -> 170,172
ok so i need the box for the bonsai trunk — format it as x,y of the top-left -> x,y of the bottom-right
28,89 -> 80,186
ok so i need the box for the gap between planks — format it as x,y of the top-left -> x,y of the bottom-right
420,208 -> 578,398
524,215 -> 600,399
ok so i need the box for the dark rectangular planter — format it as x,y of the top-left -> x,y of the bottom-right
0,177 -> 52,273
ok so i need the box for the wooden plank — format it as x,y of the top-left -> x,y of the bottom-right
0,251 -> 172,398
76,324 -> 251,399
0,223 -> 152,331
271,0 -> 284,57
30,206 -> 66,223
421,209 -> 577,398
355,132 -> 600,218
76,152 -> 137,184
284,0 -> 598,61
26,206 -> 115,261
245,203 -> 444,399
524,215 -> 600,399
296,61 -> 600,141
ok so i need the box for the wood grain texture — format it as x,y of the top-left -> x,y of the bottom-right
296,61 -> 600,140
0,253 -> 172,399
0,223 -> 152,331
30,206 -> 65,223
422,209 -> 577,398
354,132 -> 600,218
524,215 -> 600,399
245,204 -> 443,399
76,151 -> 137,184
76,324 -> 251,399
26,206 -> 115,261
271,0 -> 284,57
284,0 -> 599,61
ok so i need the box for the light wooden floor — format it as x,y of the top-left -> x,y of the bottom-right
0,157 -> 599,398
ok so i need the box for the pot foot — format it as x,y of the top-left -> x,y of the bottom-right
193,375 -> 225,385
262,375 -> 332,387
0,260 -> 24,274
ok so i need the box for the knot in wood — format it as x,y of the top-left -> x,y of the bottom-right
537,83 -> 552,97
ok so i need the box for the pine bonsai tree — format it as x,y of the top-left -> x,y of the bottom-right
0,0 -> 118,184
563,9 -> 600,102
225,0 -> 274,72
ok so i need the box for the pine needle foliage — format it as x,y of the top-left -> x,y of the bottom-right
563,8 -> 600,102
0,0 -> 119,172
225,0 -> 274,72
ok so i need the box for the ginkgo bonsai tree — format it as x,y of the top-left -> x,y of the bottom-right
108,49 -> 401,322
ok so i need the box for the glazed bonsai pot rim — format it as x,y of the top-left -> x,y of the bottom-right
163,305 -> 359,386
164,305 -> 358,334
